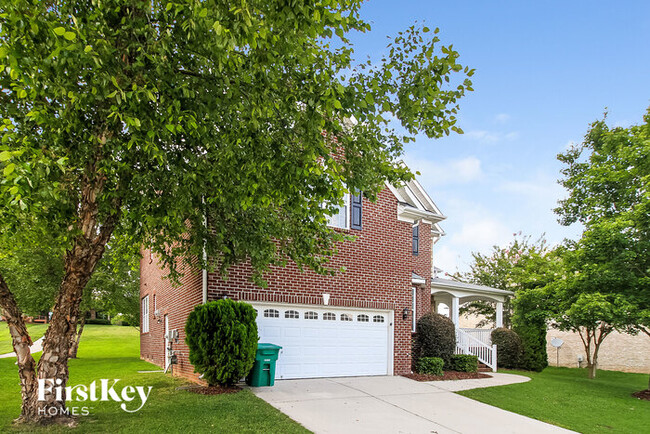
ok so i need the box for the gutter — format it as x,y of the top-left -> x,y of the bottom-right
202,198 -> 208,304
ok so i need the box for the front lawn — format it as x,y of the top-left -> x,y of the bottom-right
0,323 -> 49,354
458,367 -> 650,434
0,325 -> 309,433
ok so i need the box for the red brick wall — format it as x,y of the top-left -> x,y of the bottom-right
140,187 -> 435,379
139,251 -> 203,381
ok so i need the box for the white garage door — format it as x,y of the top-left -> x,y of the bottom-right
250,303 -> 393,379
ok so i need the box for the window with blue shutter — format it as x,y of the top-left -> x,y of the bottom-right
412,224 -> 419,256
350,191 -> 362,230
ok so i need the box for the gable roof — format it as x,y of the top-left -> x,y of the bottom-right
386,177 -> 446,234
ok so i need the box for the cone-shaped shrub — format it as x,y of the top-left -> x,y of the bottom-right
491,327 -> 523,369
185,299 -> 258,386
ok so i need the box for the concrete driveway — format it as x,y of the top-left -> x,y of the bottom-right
252,375 -> 575,434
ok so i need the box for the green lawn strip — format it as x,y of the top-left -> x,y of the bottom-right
0,325 -> 309,433
0,323 -> 49,354
458,367 -> 650,434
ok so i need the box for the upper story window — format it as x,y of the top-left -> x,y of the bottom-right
327,192 -> 350,229
412,224 -> 419,256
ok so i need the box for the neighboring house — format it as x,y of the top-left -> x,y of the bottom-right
546,330 -> 650,374
140,178 -> 509,381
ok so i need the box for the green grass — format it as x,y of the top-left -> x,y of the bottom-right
458,367 -> 650,434
0,323 -> 49,354
0,325 -> 309,433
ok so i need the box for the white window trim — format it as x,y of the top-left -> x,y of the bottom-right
412,287 -> 417,333
141,295 -> 149,333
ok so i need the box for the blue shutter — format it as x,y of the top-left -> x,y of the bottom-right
351,191 -> 363,230
412,224 -> 419,255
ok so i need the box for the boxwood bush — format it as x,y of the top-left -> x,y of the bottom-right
491,327 -> 523,369
448,354 -> 478,372
413,312 -> 456,366
185,299 -> 258,386
416,357 -> 444,376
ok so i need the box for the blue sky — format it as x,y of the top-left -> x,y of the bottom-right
348,1 -> 650,272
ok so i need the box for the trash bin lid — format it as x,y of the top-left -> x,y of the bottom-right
257,343 -> 282,351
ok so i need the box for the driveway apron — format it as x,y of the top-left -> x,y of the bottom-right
252,375 -> 576,434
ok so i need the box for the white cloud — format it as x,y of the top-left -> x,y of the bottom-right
404,155 -> 482,187
463,130 -> 519,144
432,197 -> 513,273
494,113 -> 510,124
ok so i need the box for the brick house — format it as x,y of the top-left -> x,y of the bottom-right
140,178 -> 506,380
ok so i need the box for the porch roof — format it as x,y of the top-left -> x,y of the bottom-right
431,277 -> 514,302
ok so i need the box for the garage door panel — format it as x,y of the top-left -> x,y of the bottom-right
252,303 -> 391,379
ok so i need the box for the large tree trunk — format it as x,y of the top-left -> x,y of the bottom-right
0,274 -> 39,422
16,160 -> 121,424
68,314 -> 87,359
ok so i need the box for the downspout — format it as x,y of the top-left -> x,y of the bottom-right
202,198 -> 208,304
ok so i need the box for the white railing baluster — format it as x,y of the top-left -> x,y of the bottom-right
455,328 -> 497,372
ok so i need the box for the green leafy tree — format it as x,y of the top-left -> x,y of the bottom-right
453,234 -> 560,371
0,237 -> 139,358
0,0 -> 473,422
554,110 -> 650,382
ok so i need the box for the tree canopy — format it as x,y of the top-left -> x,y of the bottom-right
0,0 -> 473,422
552,109 -> 650,379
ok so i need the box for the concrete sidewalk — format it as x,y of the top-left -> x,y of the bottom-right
252,375 -> 575,434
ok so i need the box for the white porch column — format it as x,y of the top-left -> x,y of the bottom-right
496,301 -> 503,328
451,296 -> 460,327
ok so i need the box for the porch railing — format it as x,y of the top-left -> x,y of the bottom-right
459,328 -> 494,346
455,328 -> 497,372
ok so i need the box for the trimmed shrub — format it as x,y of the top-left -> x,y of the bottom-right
448,354 -> 478,372
413,312 -> 456,366
86,318 -> 111,325
514,323 -> 548,372
185,299 -> 258,386
416,357 -> 444,376
491,327 -> 523,369
111,314 -> 130,326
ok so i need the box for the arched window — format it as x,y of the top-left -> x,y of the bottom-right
373,315 -> 385,323
304,311 -> 318,320
284,310 -> 299,319
357,314 -> 369,322
323,312 -> 336,321
263,309 -> 279,318
340,313 -> 353,322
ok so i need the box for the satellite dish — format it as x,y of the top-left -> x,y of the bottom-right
551,337 -> 564,348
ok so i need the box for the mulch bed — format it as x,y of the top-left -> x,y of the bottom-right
403,371 -> 492,382
182,385 -> 242,395
632,389 -> 650,401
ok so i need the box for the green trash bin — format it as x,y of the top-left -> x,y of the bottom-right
247,343 -> 282,387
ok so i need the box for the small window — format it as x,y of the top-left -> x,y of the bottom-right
340,313 -> 353,322
284,310 -> 299,319
357,314 -> 369,322
373,315 -> 385,323
323,312 -> 336,321
304,311 -> 318,320
326,192 -> 350,229
264,309 -> 279,318
141,296 -> 149,333
412,224 -> 419,256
